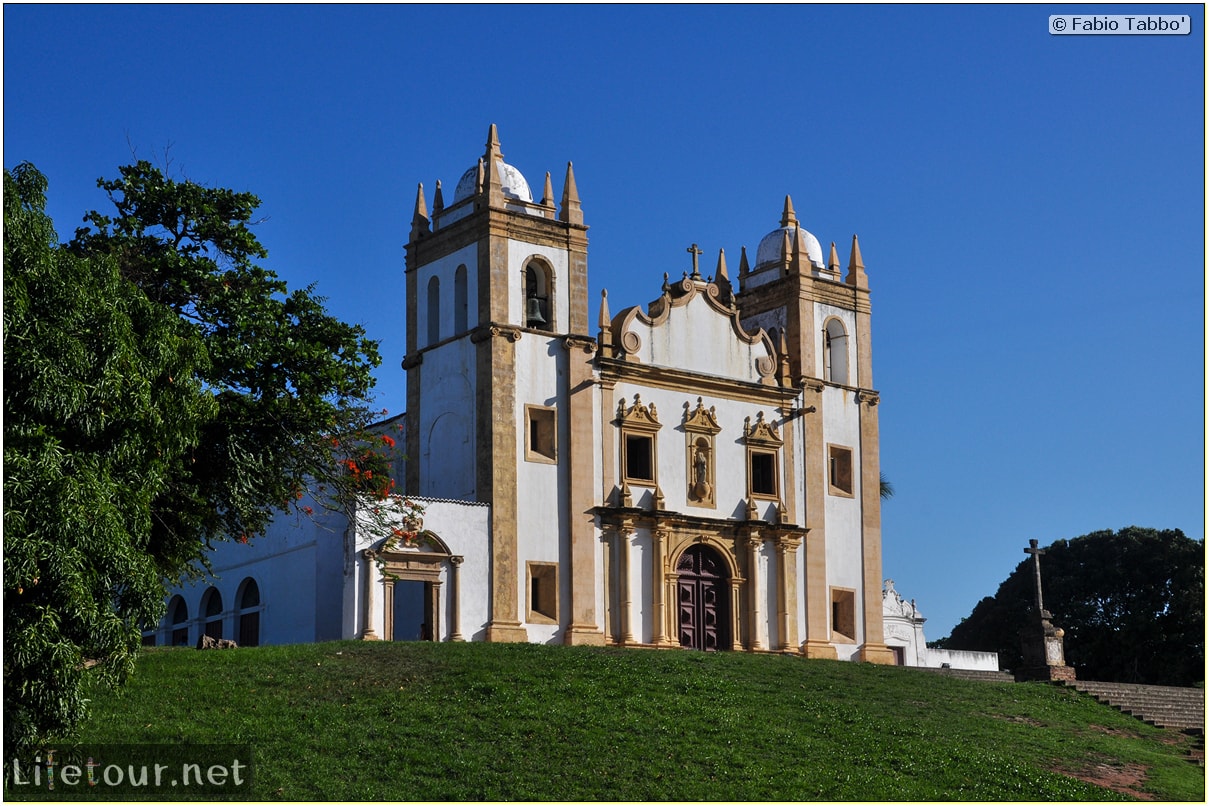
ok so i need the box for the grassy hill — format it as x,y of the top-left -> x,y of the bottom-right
26,641 -> 1207,800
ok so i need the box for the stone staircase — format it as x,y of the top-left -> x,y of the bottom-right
917,667 -> 1015,684
1066,680 -> 1205,733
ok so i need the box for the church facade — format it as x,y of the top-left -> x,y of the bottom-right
150,126 -> 896,664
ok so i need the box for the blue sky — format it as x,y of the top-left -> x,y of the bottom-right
5,4 -> 1204,638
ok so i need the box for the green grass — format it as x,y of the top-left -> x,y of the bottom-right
27,641 -> 1209,800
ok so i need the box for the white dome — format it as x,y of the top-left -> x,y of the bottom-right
453,159 -> 533,203
755,224 -> 825,270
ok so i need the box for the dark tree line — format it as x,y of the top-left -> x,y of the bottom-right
936,527 -> 1203,685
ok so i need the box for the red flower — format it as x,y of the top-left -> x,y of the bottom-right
302,506 -> 313,516
238,534 -> 248,544
381,435 -> 396,448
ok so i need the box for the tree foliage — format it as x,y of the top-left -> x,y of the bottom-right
68,160 -> 386,552
5,161 -> 395,755
4,163 -> 215,754
938,527 -> 1204,685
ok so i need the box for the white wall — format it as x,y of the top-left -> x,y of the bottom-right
351,497 -> 492,643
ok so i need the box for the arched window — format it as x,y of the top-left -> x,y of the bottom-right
427,276 -> 441,345
202,588 -> 223,640
168,596 -> 189,647
823,318 -> 849,385
454,264 -> 469,333
237,578 -> 261,647
523,260 -> 553,331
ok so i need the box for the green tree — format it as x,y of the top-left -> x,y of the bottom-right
68,160 -> 390,555
4,163 -> 215,755
938,527 -> 1204,685
5,162 -> 396,755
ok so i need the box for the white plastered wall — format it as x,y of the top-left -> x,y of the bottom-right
416,244 -> 478,348
514,333 -> 568,643
351,497 -> 491,643
632,293 -> 773,385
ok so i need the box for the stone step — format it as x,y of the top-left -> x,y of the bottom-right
914,667 -> 1015,683
1067,681 -> 1205,734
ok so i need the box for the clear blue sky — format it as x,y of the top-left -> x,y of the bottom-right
5,4 -> 1204,638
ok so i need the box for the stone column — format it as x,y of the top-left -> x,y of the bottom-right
361,550 -> 379,640
618,527 -> 635,644
729,579 -> 743,651
775,535 -> 802,651
747,535 -> 763,651
449,556 -> 465,642
651,529 -> 668,646
601,531 -> 615,643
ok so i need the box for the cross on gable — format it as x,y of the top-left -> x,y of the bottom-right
687,243 -> 703,278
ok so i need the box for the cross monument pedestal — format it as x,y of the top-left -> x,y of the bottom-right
1015,539 -> 1076,682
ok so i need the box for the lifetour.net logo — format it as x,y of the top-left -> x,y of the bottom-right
5,744 -> 253,798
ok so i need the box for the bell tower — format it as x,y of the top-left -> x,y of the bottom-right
402,125 -> 594,643
735,196 -> 895,664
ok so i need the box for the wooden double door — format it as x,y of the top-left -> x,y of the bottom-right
677,545 -> 731,651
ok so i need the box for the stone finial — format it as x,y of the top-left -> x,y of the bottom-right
410,182 -> 430,240
598,288 -> 613,352
432,179 -> 445,214
738,246 -> 750,290
485,122 -> 503,160
845,234 -> 868,289
542,171 -> 555,215
715,248 -> 733,305
828,241 -> 840,275
483,126 -> 505,207
778,328 -> 791,386
560,161 -> 583,225
780,194 -> 798,228
790,224 -> 803,275
779,229 -> 792,269
475,157 -> 485,195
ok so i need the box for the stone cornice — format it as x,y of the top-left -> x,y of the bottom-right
593,505 -> 807,536
561,334 -> 598,354
596,357 -> 798,406
469,323 -> 522,344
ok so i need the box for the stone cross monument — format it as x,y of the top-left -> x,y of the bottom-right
1016,539 -> 1076,682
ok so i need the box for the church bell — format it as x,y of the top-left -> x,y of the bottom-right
526,295 -> 547,326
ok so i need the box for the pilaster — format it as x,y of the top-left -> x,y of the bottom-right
564,336 -> 605,646
855,390 -> 894,665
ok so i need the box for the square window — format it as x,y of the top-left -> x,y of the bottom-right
528,562 -> 558,623
828,445 -> 854,497
749,450 -> 778,497
831,588 -> 856,642
525,405 -> 557,463
624,434 -> 654,482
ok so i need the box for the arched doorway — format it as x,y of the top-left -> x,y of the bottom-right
676,544 -> 731,651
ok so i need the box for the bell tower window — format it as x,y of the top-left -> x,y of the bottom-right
823,318 -> 849,385
427,276 -> 441,346
524,261 -> 553,331
454,264 -> 469,333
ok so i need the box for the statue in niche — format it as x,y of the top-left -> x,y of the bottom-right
692,438 -> 712,501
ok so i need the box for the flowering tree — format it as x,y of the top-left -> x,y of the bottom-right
4,161 -> 399,755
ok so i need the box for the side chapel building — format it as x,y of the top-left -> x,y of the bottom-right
151,126 -> 897,665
